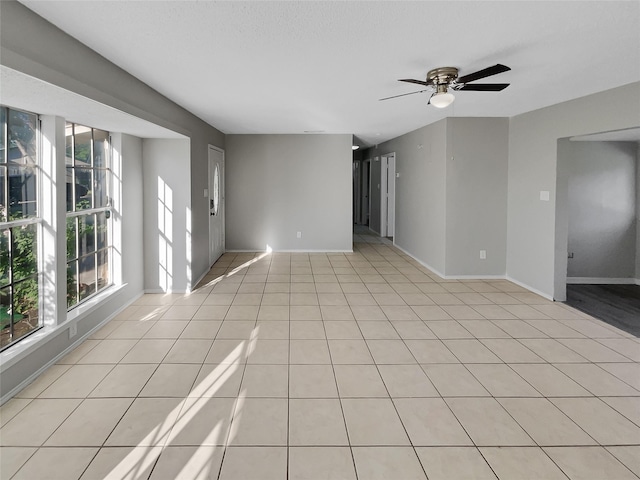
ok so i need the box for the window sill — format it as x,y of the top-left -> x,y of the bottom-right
0,283 -> 127,372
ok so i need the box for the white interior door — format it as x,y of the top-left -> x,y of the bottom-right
208,146 -> 225,265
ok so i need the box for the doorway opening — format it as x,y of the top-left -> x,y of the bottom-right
208,145 -> 225,266
554,129 -> 640,335
353,158 -> 371,227
380,152 -> 396,240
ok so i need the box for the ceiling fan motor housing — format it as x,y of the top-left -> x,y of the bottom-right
426,67 -> 459,86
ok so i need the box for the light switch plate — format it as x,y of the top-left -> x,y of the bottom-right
540,190 -> 550,201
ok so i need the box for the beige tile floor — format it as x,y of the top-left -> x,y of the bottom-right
1,234 -> 640,479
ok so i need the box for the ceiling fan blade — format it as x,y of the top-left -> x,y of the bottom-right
379,89 -> 430,101
457,83 -> 510,91
457,64 -> 510,84
399,78 -> 430,87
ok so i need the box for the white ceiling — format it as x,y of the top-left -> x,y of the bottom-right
19,1 -> 640,146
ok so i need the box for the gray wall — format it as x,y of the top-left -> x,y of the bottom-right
364,120 -> 448,273
225,134 -> 353,251
120,134 -> 145,294
364,118 -> 508,277
0,0 -> 225,286
143,139 -> 192,292
565,141 -> 637,280
506,82 -> 640,299
446,118 -> 509,276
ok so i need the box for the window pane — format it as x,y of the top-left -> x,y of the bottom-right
65,123 -> 73,161
66,167 -> 74,212
96,212 -> 108,250
74,167 -> 92,210
213,164 -> 220,215
12,224 -> 37,282
0,229 -> 9,287
67,261 -> 78,308
8,164 -> 37,219
8,110 -> 37,166
93,130 -> 108,168
79,254 -> 96,300
0,107 -> 6,163
0,286 -> 11,348
74,125 -> 91,167
67,217 -> 77,261
94,169 -> 108,208
78,214 -> 95,257
97,249 -> 109,290
12,276 -> 39,342
0,165 -> 6,222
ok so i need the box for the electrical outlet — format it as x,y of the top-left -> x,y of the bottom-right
296,231 -> 302,239
480,250 -> 487,260
69,322 -> 77,339
568,252 -> 574,259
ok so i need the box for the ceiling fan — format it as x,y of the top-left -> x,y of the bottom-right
380,64 -> 511,108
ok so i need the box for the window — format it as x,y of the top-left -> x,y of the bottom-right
0,107 -> 41,350
66,123 -> 112,309
213,163 -> 220,216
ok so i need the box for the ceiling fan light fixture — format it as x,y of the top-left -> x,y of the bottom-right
430,92 -> 455,108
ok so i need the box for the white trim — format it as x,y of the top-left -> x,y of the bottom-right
444,274 -> 507,280
66,284 -> 127,322
1,284 -> 128,371
636,279 -> 640,286
225,249 -> 354,253
393,244 -> 447,279
144,288 -> 189,294
192,269 -> 210,292
394,243 -> 555,301
505,275 -> 555,301
0,289 -> 142,404
567,277 -> 637,285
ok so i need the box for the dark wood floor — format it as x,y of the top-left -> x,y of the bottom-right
565,284 -> 640,337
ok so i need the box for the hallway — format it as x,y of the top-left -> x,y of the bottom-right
1,240 -> 639,479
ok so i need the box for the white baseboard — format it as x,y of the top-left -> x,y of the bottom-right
225,249 -> 353,253
143,288 -> 190,294
567,277 -> 637,285
393,244 -> 511,282
445,274 -> 507,280
392,244 -> 447,279
505,275 -> 554,301
1,291 -> 143,405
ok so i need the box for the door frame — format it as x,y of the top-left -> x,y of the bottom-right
363,158 -> 371,226
208,145 -> 225,266
380,152 -> 396,238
